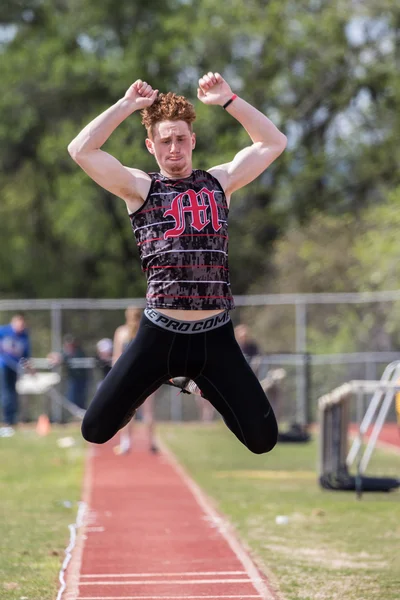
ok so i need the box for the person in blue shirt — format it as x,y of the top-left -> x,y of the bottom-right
0,312 -> 31,429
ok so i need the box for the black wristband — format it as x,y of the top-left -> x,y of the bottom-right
223,94 -> 238,109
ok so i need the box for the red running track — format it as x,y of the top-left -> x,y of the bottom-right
349,423 -> 400,450
64,431 -> 278,600
370,423 -> 400,448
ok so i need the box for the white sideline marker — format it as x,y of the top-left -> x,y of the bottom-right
80,571 -> 247,578
77,596 -> 262,599
80,578 -> 260,585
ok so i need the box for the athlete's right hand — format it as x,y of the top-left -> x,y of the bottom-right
124,80 -> 158,109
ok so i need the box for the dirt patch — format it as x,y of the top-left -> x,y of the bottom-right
270,562 -> 381,600
264,543 -> 386,570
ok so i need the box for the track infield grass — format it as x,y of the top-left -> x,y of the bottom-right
0,422 -> 399,600
159,422 -> 400,600
0,426 -> 85,600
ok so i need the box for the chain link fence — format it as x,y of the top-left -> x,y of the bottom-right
1,293 -> 399,425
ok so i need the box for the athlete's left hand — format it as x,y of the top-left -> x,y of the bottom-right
197,72 -> 233,106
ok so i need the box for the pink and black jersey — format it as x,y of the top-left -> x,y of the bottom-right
129,169 -> 234,311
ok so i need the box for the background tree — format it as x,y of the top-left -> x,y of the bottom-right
244,187 -> 400,353
0,0 -> 399,306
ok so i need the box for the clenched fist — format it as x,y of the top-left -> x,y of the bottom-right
197,72 -> 233,106
124,80 -> 159,109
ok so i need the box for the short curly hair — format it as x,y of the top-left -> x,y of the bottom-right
141,92 -> 196,139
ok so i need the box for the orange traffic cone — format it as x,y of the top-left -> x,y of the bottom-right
36,414 -> 51,436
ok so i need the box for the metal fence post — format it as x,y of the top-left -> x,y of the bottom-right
50,302 -> 63,422
169,387 -> 183,422
295,302 -> 308,425
51,302 -> 62,352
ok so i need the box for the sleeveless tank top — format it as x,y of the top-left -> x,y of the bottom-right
129,170 -> 234,311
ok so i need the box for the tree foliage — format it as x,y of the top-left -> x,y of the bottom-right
0,0 -> 399,300
247,187 -> 400,353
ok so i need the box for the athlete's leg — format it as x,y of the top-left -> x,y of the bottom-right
141,393 -> 158,452
193,323 -> 278,454
0,366 -> 18,426
81,317 -> 171,444
114,421 -> 134,455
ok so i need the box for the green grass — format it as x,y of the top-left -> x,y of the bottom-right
0,426 -> 85,600
159,422 -> 400,600
1,423 -> 398,600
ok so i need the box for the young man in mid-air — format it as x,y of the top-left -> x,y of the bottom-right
68,71 -> 287,454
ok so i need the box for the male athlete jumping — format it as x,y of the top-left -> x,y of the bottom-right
68,72 -> 287,453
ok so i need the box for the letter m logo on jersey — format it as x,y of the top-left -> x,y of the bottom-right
163,188 -> 222,238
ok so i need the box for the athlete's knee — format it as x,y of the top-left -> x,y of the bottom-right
81,417 -> 111,444
245,418 -> 278,454
246,433 -> 277,455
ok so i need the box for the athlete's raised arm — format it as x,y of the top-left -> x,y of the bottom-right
68,80 -> 158,211
199,72 -> 287,199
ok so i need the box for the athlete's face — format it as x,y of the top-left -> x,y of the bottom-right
145,120 -> 196,178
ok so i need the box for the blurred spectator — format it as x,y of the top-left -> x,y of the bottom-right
113,307 -> 158,454
0,312 -> 33,434
196,395 -> 215,423
96,338 -> 113,382
234,323 -> 261,375
234,323 -> 287,422
48,334 -> 89,410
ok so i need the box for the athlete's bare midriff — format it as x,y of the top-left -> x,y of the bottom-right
157,308 -> 225,321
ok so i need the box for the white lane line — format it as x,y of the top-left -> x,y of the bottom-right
80,578 -> 260,585
56,501 -> 87,600
64,445 -> 95,600
80,571 -> 247,578
158,439 -> 276,600
77,596 -> 261,599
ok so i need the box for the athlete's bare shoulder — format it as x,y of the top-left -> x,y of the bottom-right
123,168 -> 152,213
207,166 -> 229,192
206,166 -> 231,205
